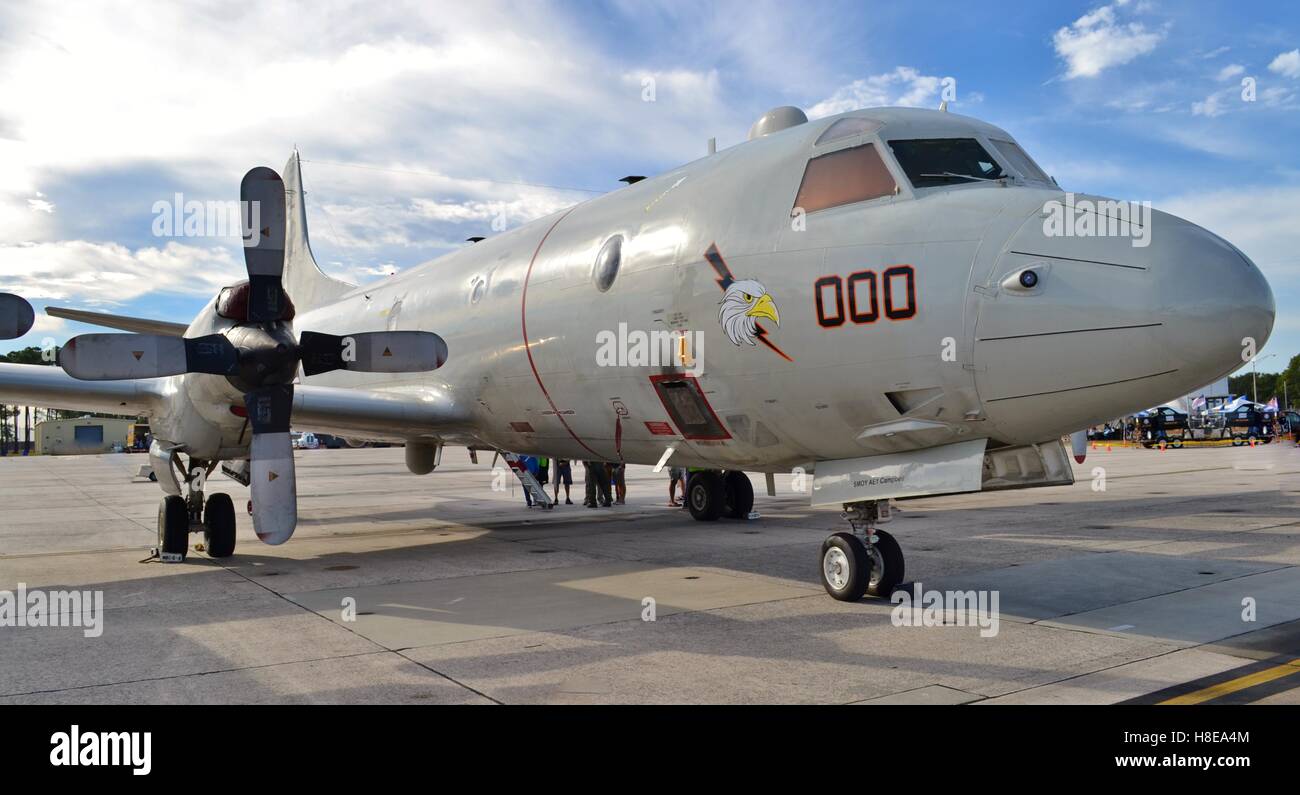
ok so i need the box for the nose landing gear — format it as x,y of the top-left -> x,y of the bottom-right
819,499 -> 905,601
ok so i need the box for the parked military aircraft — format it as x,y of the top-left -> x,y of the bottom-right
0,105 -> 1275,600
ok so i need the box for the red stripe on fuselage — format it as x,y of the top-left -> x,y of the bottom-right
520,209 -> 601,459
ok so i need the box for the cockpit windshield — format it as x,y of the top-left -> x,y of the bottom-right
887,138 -> 1007,188
988,138 -> 1052,184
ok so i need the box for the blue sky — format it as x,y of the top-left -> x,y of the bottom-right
1,0 -> 1296,378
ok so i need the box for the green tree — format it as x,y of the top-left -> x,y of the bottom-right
1280,354 -> 1300,410
1229,371 -> 1281,404
0,345 -> 54,365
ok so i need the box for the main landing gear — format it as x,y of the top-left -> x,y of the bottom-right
819,499 -> 904,601
155,458 -> 236,563
685,470 -> 754,521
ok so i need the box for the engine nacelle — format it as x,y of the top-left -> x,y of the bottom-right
405,440 -> 442,475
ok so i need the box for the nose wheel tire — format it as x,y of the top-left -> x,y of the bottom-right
866,529 -> 905,598
821,533 -> 868,601
204,493 -> 237,559
820,530 -> 905,601
157,495 -> 189,562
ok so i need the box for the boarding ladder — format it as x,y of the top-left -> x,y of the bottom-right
502,452 -> 554,509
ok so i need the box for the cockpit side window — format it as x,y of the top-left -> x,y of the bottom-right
887,138 -> 1006,188
793,143 -> 897,214
989,139 -> 1052,184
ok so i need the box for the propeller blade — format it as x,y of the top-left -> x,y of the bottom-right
59,333 -> 238,380
244,385 -> 297,545
1070,430 -> 1088,464
298,330 -> 448,376
0,293 -> 34,340
240,167 -> 288,323
183,334 -> 241,376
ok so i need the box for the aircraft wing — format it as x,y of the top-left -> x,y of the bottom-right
0,362 -> 473,444
0,362 -> 164,415
45,306 -> 189,337
288,383 -> 474,442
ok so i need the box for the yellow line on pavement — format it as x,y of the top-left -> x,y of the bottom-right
1160,658 -> 1300,705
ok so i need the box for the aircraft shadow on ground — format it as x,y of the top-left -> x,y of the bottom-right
3,485 -> 1296,702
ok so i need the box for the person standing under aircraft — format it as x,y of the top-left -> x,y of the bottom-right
592,462 -> 613,507
553,458 -> 573,505
668,465 -> 685,506
521,455 -> 540,506
583,461 -> 598,508
611,462 -> 626,504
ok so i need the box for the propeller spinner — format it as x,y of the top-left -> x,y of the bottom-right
57,166 -> 449,546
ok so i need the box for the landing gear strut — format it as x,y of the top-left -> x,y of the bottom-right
820,499 -> 905,601
154,457 -> 236,562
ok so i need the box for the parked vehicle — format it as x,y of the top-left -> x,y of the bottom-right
1138,406 -> 1190,448
1224,406 -> 1274,445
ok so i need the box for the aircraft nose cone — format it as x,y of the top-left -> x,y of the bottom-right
970,194 -> 1276,444
1150,211 -> 1275,386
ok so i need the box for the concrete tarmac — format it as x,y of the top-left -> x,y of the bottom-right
1,442 -> 1297,704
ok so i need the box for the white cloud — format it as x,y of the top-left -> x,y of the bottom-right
0,2 -> 738,190
1159,186 -> 1300,280
0,0 -> 755,314
807,67 -> 945,118
1052,2 -> 1164,79
1269,49 -> 1300,79
0,240 -> 244,304
1216,63 -> 1245,81
1191,91 -> 1227,117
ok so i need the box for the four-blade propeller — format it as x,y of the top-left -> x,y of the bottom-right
57,167 -> 449,545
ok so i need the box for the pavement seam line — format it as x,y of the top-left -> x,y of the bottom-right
0,650 -> 389,699
215,556 -> 503,704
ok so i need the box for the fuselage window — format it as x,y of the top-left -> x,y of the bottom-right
593,234 -> 623,292
793,143 -> 897,214
887,138 -> 1007,188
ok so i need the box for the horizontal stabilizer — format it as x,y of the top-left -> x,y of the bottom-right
46,306 -> 188,337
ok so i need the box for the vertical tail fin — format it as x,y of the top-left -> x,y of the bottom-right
282,150 -> 355,311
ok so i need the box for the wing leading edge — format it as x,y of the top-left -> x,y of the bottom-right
0,363 -> 472,445
0,362 -> 163,415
